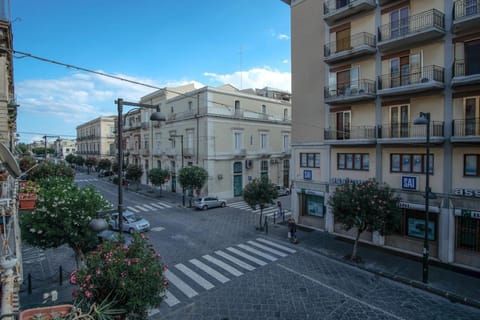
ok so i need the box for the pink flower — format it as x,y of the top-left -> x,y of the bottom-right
85,290 -> 92,299
70,272 -> 77,284
96,269 -> 101,275
85,275 -> 92,282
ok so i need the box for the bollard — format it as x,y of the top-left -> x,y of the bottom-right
264,216 -> 268,234
27,273 -> 32,294
59,266 -> 63,286
274,211 -> 276,224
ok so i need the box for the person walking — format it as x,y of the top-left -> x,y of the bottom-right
277,201 -> 284,222
288,217 -> 297,244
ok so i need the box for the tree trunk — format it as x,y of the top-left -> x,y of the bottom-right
351,228 -> 362,261
73,248 -> 86,269
258,208 -> 263,229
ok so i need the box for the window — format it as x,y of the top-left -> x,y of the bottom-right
465,155 -> 480,176
234,132 -> 243,150
337,153 -> 369,171
329,66 -> 359,96
465,40 -> 480,76
457,214 -> 480,251
336,111 -> 351,140
262,105 -> 266,114
261,160 -> 268,178
235,100 -> 240,113
390,6 -> 409,39
336,27 -> 351,52
188,101 -> 193,112
283,134 -> 290,152
260,133 -> 268,150
391,154 -> 433,174
284,108 -> 288,120
465,98 -> 479,136
390,105 -> 409,138
144,134 -> 149,149
300,153 -> 320,168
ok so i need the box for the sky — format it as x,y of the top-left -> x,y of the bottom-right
10,0 -> 291,143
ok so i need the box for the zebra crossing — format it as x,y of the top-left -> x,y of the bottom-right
156,238 -> 296,310
22,246 -> 46,264
126,201 -> 172,213
228,201 -> 292,220
74,178 -> 99,183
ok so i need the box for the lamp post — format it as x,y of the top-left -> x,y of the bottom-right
169,134 -> 184,206
115,98 -> 165,231
413,112 -> 432,283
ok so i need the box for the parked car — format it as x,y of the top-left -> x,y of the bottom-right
97,229 -> 133,247
276,186 -> 290,197
109,210 -> 150,233
193,197 -> 227,210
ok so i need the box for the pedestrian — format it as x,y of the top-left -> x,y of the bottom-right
288,217 -> 297,244
277,201 -> 283,220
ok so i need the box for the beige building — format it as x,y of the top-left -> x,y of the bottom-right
283,0 -> 480,270
128,84 -> 292,199
76,116 -> 116,162
53,139 -> 76,160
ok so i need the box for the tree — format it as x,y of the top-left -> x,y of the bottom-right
85,157 -> 97,174
97,158 -> 112,172
125,164 -> 143,190
29,161 -> 75,182
178,166 -> 208,197
18,156 -> 36,173
328,179 -> 400,262
148,168 -> 170,195
65,153 -> 76,166
242,176 -> 278,229
20,176 -> 111,267
16,143 -> 29,156
75,155 -> 85,167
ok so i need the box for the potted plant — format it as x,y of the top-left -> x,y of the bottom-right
19,304 -> 74,320
18,181 -> 39,210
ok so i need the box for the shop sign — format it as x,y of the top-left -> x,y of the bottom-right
304,189 -> 324,196
303,170 -> 312,180
401,176 -> 417,190
329,177 -> 365,185
460,209 -> 480,219
399,201 -> 440,213
453,188 -> 480,198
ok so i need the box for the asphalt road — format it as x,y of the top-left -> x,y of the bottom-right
21,173 -> 480,319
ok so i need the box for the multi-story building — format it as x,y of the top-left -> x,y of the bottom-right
53,139 -> 76,160
129,84 -> 292,198
283,0 -> 480,270
0,0 -> 16,151
76,116 -> 116,162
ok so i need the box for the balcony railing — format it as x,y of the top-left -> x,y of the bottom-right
324,32 -> 376,59
454,0 -> 480,20
324,125 -> 377,140
379,121 -> 444,139
323,0 -> 376,25
377,9 -> 445,51
452,118 -> 480,136
324,79 -> 376,102
378,65 -> 445,90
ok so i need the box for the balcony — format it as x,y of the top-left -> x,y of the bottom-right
452,118 -> 480,143
378,0 -> 397,5
453,0 -> 480,33
377,65 -> 445,97
141,148 -> 150,156
323,0 -> 376,25
377,9 -> 445,52
233,148 -> 247,158
141,122 -> 149,130
451,59 -> 480,87
324,32 -> 376,64
324,79 -> 376,105
324,125 -> 377,145
378,121 -> 445,145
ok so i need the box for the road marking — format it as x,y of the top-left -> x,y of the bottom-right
278,264 -> 406,320
151,226 -> 165,232
175,263 -> 214,290
151,203 -> 167,209
247,241 -> 288,257
202,255 -> 243,277
226,247 -> 267,266
158,201 -> 172,208
237,244 -> 277,261
215,250 -> 256,271
165,270 -> 198,298
189,259 -> 230,284
127,206 -> 140,213
135,205 -> 149,212
163,290 -> 180,307
256,238 -> 297,253
143,204 -> 156,210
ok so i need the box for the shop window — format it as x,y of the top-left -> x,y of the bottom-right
301,193 -> 325,217
464,154 -> 480,177
456,214 -> 480,251
396,209 -> 437,241
337,153 -> 369,171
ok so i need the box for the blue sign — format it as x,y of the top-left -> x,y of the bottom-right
303,170 -> 312,180
401,176 -> 417,190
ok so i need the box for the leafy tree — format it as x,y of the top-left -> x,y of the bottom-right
97,158 -> 112,171
29,161 -> 75,182
75,155 -> 85,167
148,168 -> 170,195
328,179 -> 400,262
242,176 -> 278,229
20,176 -> 111,267
18,156 -> 36,173
65,153 -> 77,166
178,166 -> 208,197
85,157 -> 97,174
32,147 -> 55,156
125,164 -> 143,190
16,143 -> 29,156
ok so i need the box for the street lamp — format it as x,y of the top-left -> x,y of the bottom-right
116,98 -> 165,231
169,134 -> 184,206
413,112 -> 435,283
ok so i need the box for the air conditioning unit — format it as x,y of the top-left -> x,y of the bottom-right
245,159 -> 253,169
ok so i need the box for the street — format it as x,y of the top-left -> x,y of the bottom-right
21,172 -> 480,320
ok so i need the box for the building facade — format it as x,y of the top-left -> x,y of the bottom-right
128,84 -> 292,199
76,116 -> 116,163
283,0 -> 480,270
53,139 -> 76,160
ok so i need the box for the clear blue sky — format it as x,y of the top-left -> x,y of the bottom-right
11,0 -> 291,143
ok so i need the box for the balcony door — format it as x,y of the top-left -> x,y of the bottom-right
336,111 -> 351,140
465,98 -> 478,136
336,0 -> 349,10
465,40 -> 480,76
390,7 -> 409,39
336,28 -> 351,53
391,56 -> 410,88
466,0 -> 478,16
390,105 -> 409,138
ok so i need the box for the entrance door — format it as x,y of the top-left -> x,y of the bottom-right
233,161 -> 243,197
465,98 -> 478,135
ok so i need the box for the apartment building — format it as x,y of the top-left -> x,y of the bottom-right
53,139 -> 76,160
76,116 -> 116,162
283,0 -> 480,270
130,84 -> 292,199
0,1 -> 16,151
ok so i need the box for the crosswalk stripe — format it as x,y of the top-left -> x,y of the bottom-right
158,201 -> 172,208
202,255 -> 243,277
237,244 -> 277,261
247,241 -> 288,257
127,206 -> 140,213
165,270 -> 198,298
175,263 -> 214,290
214,250 -> 255,271
226,247 -> 267,266
189,259 -> 230,284
163,290 -> 180,307
136,205 -> 149,212
151,202 -> 171,209
143,204 -> 156,210
256,238 -> 297,254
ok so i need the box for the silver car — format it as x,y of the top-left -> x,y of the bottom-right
193,197 -> 227,210
109,210 -> 150,233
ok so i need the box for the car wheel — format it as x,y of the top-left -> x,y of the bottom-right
129,228 -> 135,234
202,205 -> 208,210
221,202 -> 226,208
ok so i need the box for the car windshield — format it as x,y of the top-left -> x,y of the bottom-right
125,213 -> 142,223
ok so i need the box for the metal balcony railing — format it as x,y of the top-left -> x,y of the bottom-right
324,79 -> 376,99
324,32 -> 376,57
378,65 -> 444,90
453,59 -> 480,77
324,125 -> 377,140
378,9 -> 445,42
323,0 -> 373,15
379,121 -> 444,139
454,0 -> 480,20
452,118 -> 480,136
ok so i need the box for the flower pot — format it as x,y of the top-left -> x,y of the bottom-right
19,194 -> 37,210
19,304 -> 74,320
